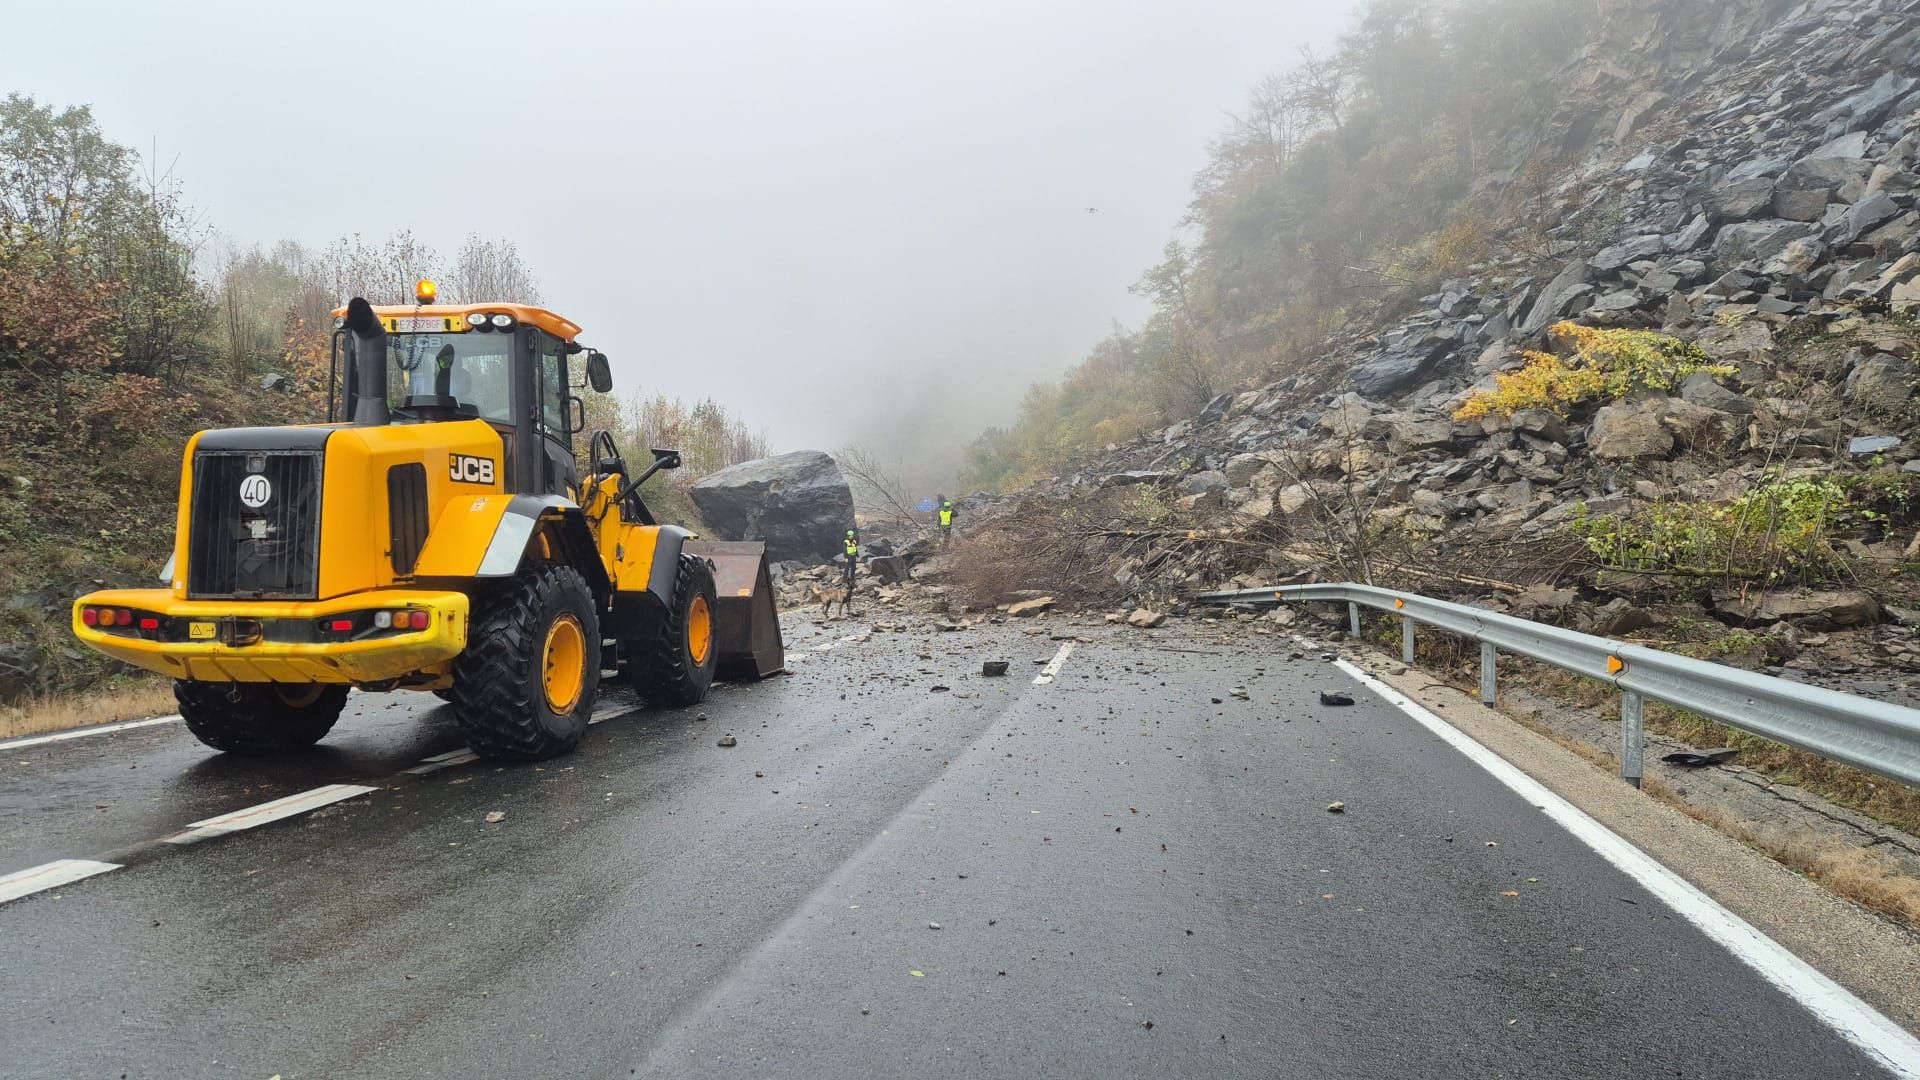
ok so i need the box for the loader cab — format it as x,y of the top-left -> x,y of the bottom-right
329,291 -> 609,500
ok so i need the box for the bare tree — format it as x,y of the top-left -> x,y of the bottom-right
1285,47 -> 1349,132
836,445 -> 928,528
447,235 -> 541,304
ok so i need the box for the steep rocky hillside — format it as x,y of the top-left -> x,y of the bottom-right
963,0 -> 1920,705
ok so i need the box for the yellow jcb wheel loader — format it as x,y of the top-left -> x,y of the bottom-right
71,283 -> 784,760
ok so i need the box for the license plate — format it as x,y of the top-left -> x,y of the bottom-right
188,621 -> 217,640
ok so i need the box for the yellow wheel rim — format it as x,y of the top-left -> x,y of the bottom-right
687,593 -> 713,667
542,614 -> 587,714
276,684 -> 324,708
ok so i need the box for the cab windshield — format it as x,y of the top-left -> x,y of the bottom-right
385,332 -> 513,424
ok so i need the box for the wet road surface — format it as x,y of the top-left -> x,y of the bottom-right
0,616 -> 1903,1078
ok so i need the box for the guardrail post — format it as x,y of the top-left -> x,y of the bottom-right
1480,642 -> 1496,706
1620,690 -> 1645,789
1348,602 -> 1360,638
1401,617 -> 1415,664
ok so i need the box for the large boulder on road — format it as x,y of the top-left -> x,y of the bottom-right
689,450 -> 855,564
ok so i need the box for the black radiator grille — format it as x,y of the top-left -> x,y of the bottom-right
387,463 -> 428,575
187,451 -> 323,599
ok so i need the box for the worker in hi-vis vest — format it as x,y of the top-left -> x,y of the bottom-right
937,495 -> 955,544
842,528 -> 860,589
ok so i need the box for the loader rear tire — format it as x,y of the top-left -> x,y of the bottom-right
632,553 -> 717,708
175,681 -> 348,754
451,563 -> 600,761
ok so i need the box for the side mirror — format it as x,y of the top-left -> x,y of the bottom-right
568,395 -> 586,434
651,447 -> 682,470
586,350 -> 613,394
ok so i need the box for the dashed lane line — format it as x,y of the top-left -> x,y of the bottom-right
402,748 -> 480,775
163,784 -> 377,845
1337,658 -> 1920,1079
1032,641 -> 1076,685
0,714 -> 182,753
0,859 -> 121,907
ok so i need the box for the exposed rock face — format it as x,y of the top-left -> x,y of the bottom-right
1713,589 -> 1880,628
1589,400 -> 1674,460
689,450 -> 855,563
1846,354 -> 1915,406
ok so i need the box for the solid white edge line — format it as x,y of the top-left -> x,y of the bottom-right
0,714 -> 182,752
1335,658 -> 1920,1078
1032,641 -> 1076,685
0,859 -> 121,905
169,783 -> 376,840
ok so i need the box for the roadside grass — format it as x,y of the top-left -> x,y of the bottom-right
0,676 -> 176,741
1651,787 -> 1920,927
1510,661 -> 1920,835
1351,618 -> 1920,929
1497,700 -> 1920,928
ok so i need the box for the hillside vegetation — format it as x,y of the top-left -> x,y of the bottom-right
0,96 -> 763,703
963,0 -> 1666,488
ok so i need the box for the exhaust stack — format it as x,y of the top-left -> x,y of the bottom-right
344,297 -> 390,426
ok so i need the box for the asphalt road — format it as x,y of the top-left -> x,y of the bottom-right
0,615 -> 1903,1079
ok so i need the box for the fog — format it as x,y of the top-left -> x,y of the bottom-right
12,0 -> 1357,480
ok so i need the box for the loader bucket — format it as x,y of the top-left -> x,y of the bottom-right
685,540 -> 786,679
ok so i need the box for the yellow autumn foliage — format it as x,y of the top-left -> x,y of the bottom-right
1454,322 -> 1734,420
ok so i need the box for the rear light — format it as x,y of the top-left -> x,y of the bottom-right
373,611 -> 393,629
82,607 -> 99,627
409,610 -> 431,630
138,617 -> 160,631
328,618 -> 355,633
115,609 -> 133,627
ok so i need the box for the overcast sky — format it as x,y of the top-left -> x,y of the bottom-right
13,0 -> 1357,476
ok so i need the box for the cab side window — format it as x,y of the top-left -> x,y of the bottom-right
537,341 -> 567,438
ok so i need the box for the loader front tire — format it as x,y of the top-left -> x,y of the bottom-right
633,553 -> 717,708
175,681 -> 348,754
452,563 -> 600,761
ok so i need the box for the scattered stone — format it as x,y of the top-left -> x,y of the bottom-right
1319,691 -> 1354,707
483,811 -> 506,824
1661,748 -> 1738,768
981,661 -> 1010,677
1327,802 -> 1346,814
718,734 -> 738,747
1007,597 -> 1055,617
1849,435 -> 1901,455
1127,608 -> 1168,629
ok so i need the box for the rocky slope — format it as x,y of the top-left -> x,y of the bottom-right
962,0 -> 1920,707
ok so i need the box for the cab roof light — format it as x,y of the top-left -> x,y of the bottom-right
489,313 -> 513,329
415,279 -> 438,304
465,312 -> 488,328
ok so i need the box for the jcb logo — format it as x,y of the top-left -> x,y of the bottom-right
449,454 -> 496,484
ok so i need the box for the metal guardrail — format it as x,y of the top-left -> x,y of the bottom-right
1194,582 -> 1920,790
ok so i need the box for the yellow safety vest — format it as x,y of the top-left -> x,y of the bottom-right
845,538 -> 859,558
939,506 -> 953,526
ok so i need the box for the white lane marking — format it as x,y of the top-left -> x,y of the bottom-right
163,784 -> 376,845
0,859 -> 121,906
1032,641 -> 1076,685
403,748 -> 479,775
0,714 -> 182,752
1336,658 -> 1920,1078
812,633 -> 866,653
588,704 -> 632,726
